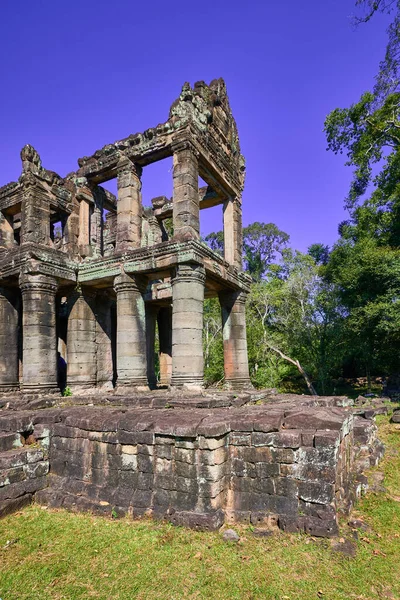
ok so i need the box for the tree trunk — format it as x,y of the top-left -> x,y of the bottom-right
268,345 -> 318,396
366,364 -> 371,394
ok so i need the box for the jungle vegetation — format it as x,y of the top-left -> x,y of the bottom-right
202,1 -> 400,394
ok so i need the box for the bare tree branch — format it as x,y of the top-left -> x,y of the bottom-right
267,344 -> 318,396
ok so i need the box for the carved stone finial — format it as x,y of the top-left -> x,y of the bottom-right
20,144 -> 42,174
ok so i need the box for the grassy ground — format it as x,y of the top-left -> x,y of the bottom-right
0,415 -> 399,600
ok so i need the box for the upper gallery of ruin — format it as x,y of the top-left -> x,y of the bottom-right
0,78 -> 246,271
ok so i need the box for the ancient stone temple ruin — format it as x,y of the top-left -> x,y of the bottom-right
0,78 -> 250,394
0,80 -> 385,535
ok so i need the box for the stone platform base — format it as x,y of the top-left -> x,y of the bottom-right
0,389 -> 385,536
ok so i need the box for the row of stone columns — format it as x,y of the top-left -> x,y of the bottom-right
0,267 -> 250,392
113,145 -> 243,267
112,265 -> 250,390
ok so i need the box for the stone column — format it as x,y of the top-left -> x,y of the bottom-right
172,142 -> 200,241
66,288 -> 97,391
146,304 -> 159,389
91,187 -> 106,258
157,306 -> 172,386
114,273 -> 148,389
96,293 -> 114,390
171,264 -> 205,388
20,174 -> 51,246
223,197 -> 242,268
0,287 -> 19,391
116,160 -> 142,251
147,216 -> 163,246
77,189 -> 92,258
20,274 -> 58,393
219,290 -> 251,389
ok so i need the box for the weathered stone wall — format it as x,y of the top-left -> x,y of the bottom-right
0,414 -> 51,518
0,397 -> 384,535
31,404 -> 375,535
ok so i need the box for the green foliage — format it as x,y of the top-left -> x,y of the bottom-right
246,250 -> 344,393
326,236 -> 400,379
204,221 -> 290,281
243,222 -> 289,280
162,217 -> 174,239
307,243 -> 330,265
325,91 -> 400,214
203,298 -> 224,386
62,386 -> 72,397
321,1 -> 400,386
204,231 -> 224,255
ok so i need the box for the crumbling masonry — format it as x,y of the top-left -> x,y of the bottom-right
0,79 -> 250,394
0,80 -> 385,534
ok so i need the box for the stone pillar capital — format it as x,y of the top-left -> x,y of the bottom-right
171,139 -> 199,158
114,272 -> 147,295
76,188 -> 93,203
19,273 -> 58,295
147,215 -> 159,226
226,195 -> 242,207
117,157 -> 142,179
172,263 -> 206,286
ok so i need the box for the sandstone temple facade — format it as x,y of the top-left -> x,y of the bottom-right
0,79 -> 251,394
0,80 -> 386,535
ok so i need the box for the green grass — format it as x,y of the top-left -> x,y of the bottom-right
0,415 -> 400,600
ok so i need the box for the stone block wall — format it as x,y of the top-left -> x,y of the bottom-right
33,404 -> 362,536
0,421 -> 50,518
0,401 -> 384,536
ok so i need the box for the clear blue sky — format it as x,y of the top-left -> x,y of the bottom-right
0,0 -> 390,251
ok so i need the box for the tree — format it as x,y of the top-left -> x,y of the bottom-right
205,221 -> 289,281
246,250 -> 344,394
325,1 -> 400,227
308,243 -> 330,265
325,236 -> 400,388
323,1 -> 400,385
243,222 -> 289,280
204,231 -> 224,255
324,91 -> 400,225
353,1 -> 400,99
203,298 -> 224,385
